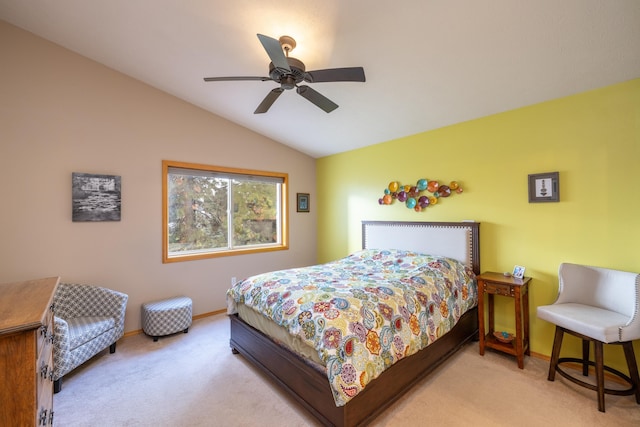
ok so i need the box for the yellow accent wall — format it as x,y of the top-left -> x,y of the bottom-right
317,79 -> 640,369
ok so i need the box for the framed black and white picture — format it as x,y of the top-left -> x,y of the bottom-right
72,172 -> 121,222
528,172 -> 559,203
297,193 -> 310,213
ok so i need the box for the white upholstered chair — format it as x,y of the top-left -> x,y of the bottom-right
537,263 -> 640,412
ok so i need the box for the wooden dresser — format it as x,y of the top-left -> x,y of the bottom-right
0,277 -> 59,426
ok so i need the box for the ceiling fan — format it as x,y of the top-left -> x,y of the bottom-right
203,34 -> 366,114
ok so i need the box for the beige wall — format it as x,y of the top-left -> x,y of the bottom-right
0,21 -> 317,333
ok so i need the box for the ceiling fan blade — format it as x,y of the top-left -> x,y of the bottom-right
257,34 -> 291,72
254,88 -> 284,114
296,85 -> 338,113
304,67 -> 365,83
204,76 -> 271,82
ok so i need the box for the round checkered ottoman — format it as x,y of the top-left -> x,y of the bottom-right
141,296 -> 192,341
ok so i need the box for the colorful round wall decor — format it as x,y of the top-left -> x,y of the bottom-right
378,179 -> 464,211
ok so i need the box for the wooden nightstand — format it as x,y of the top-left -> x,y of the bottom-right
477,271 -> 531,369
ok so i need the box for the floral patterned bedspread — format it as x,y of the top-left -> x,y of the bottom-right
226,249 -> 477,407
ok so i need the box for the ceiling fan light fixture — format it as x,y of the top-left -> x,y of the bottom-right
281,75 -> 296,90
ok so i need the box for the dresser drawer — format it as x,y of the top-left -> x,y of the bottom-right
37,349 -> 54,426
37,303 -> 55,425
37,323 -> 53,358
38,341 -> 54,386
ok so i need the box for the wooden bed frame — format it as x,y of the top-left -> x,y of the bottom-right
229,221 -> 480,426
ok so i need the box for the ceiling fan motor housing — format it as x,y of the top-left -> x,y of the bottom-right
269,57 -> 306,90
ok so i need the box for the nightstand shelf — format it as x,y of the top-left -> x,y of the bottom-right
477,271 -> 531,369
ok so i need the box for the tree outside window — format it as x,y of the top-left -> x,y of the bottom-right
162,161 -> 288,262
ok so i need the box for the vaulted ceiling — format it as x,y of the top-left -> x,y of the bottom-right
2,1 -> 639,158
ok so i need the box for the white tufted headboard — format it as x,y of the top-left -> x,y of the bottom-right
362,221 -> 480,274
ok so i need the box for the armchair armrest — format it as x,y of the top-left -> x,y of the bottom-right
621,275 -> 640,342
53,316 -> 71,358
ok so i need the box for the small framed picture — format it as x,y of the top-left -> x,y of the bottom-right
297,193 -> 310,213
528,172 -> 559,203
512,265 -> 526,279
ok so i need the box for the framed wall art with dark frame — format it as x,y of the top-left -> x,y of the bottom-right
72,172 -> 122,221
296,193 -> 310,213
528,172 -> 559,203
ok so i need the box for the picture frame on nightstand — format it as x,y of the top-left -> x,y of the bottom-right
513,265 -> 526,279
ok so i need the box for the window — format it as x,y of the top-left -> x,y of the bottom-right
162,160 -> 288,263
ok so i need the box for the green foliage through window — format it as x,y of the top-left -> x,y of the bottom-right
163,161 -> 288,262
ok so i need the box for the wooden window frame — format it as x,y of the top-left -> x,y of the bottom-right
162,160 -> 289,263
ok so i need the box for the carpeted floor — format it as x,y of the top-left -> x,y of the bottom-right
54,314 -> 640,426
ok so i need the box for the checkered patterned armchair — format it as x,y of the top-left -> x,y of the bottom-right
52,283 -> 128,393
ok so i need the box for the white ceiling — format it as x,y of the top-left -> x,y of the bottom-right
1,1 -> 639,158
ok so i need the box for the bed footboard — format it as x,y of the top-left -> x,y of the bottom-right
229,307 -> 478,427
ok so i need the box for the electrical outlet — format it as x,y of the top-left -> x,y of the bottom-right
231,277 -> 237,285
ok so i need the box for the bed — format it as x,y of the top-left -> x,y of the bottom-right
226,220 -> 480,426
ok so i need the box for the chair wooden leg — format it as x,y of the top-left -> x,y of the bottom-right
548,326 -> 564,381
582,339 -> 590,376
594,340 -> 605,412
622,341 -> 640,404
549,328 -> 637,411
